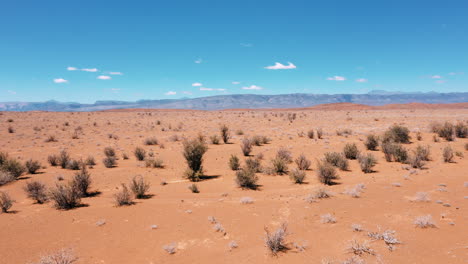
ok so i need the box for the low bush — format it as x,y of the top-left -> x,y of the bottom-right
48,154 -> 59,166
316,161 -> 339,185
228,155 -> 240,170
245,158 -> 262,173
130,176 -> 150,198
324,152 -> 349,171
71,166 -> 92,197
24,181 -> 48,204
0,191 -> 14,213
455,122 -> 467,138
114,184 -> 133,206
295,154 -> 311,170
49,183 -> 81,210
182,139 -> 208,181
25,159 -> 41,174
364,134 -> 379,151
289,168 -> 306,184
443,145 -> 454,163
1,158 -> 25,178
0,171 -> 15,186
145,158 -> 164,168
241,138 -> 253,156
210,135 -> 220,144
58,150 -> 71,169
104,147 -> 116,158
134,147 -> 146,161
144,137 -> 158,145
235,168 -> 258,189
276,147 -> 292,163
220,124 -> 231,144
358,153 -> 377,173
66,160 -> 81,170
103,157 -> 116,168
271,157 -> 288,175
437,122 -> 454,141
188,183 -> 199,193
343,143 -> 360,159
382,125 -> 411,143
264,223 -> 288,255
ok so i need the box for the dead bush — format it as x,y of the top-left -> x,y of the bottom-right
220,124 -> 231,143
271,157 -> 288,175
358,153 -> 377,173
414,215 -> 436,228
48,154 -> 59,166
134,147 -> 146,161
264,223 -> 288,255
437,122 -> 454,141
0,158 -> 25,179
33,248 -> 77,264
49,183 -> 81,210
324,152 -> 349,171
24,181 -> 48,204
71,166 -> 92,197
129,176 -> 150,198
235,168 -> 258,189
104,147 -> 116,158
443,145 -> 454,163
114,184 -> 133,206
0,171 -> 15,186
364,134 -> 379,151
382,124 -> 411,143
343,143 -> 360,159
455,122 -> 467,138
182,138 -> 208,181
307,130 -> 314,139
241,138 -> 253,156
66,160 -> 81,170
210,135 -> 220,144
276,147 -> 292,163
0,191 -> 14,213
144,137 -> 158,145
295,154 -> 311,170
103,157 -> 116,168
24,159 -> 40,174
145,158 -> 164,168
316,161 -> 339,185
289,168 -> 306,184
245,158 -> 262,172
228,155 -> 240,170
58,150 -> 71,169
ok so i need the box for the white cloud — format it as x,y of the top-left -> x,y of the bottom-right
242,85 -> 263,90
232,81 -> 240,85
194,58 -> 202,64
356,78 -> 368,83
109,72 -> 123,75
97,75 -> 112,80
81,68 -> 98,72
431,75 -> 442,79
264,62 -> 297,70
200,87 -> 225,91
165,91 -> 177,95
67,66 -> 78,71
54,78 -> 68,83
327,76 -> 346,81
192,82 -> 203,87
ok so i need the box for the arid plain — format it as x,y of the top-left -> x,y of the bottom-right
0,104 -> 467,264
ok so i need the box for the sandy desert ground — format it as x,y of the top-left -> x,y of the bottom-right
0,104 -> 467,264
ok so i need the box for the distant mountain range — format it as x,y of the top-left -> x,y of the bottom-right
1,91 -> 467,111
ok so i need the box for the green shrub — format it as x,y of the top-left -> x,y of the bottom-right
182,139 -> 208,181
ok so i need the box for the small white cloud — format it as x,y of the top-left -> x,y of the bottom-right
232,81 -> 240,85
109,72 -> 123,75
200,87 -> 225,91
242,85 -> 263,90
194,58 -> 202,64
192,82 -> 203,87
67,66 -> 78,71
54,78 -> 68,83
165,91 -> 177,95
82,68 -> 98,72
327,76 -> 346,81
264,62 -> 296,70
431,75 -> 442,79
97,75 -> 112,80
356,78 -> 368,83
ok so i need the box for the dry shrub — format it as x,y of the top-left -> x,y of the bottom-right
307,130 -> 314,139
0,191 -> 14,213
245,157 -> 262,173
324,152 -> 349,171
104,147 -> 116,158
58,150 -> 71,169
0,158 -> 25,179
321,213 -> 336,223
295,154 -> 311,170
0,171 -> 15,186
316,128 -> 323,139
276,147 -> 292,163
347,240 -> 375,256
414,215 -> 436,228
182,138 -> 208,181
48,154 -> 59,166
442,145 -> 454,163
85,156 -> 96,166
316,161 -> 339,185
358,153 -> 377,173
114,184 -> 133,206
264,223 -> 288,255
210,135 -> 220,144
45,135 -> 58,142
382,124 -> 411,143
455,122 -> 467,138
130,176 -> 150,198
33,248 -> 77,264
437,122 -> 454,141
309,187 -> 333,200
103,157 -> 116,168
25,159 -> 41,174
220,124 -> 231,143
145,158 -> 164,168
235,168 -> 258,189
144,137 -> 158,145
414,145 -> 430,161
381,142 -> 407,162
343,143 -> 360,160
71,166 -> 92,197
228,155 -> 240,170
134,147 -> 146,161
289,168 -> 306,184
271,157 -> 288,175
24,181 -> 48,204
0,152 -> 8,165
49,183 -> 81,210
364,134 -> 379,151
241,138 -> 253,156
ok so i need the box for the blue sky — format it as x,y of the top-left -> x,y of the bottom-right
1,0 -> 467,103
